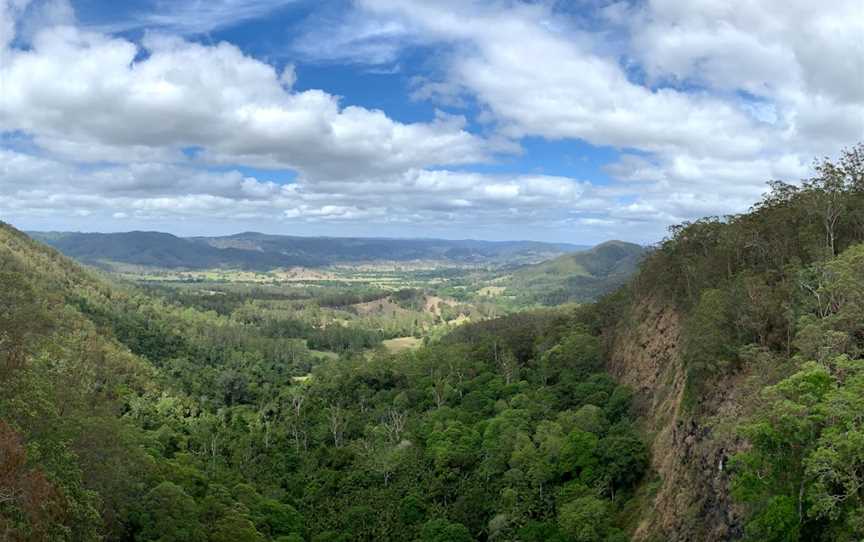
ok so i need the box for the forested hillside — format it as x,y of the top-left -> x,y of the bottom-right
505,241 -> 646,305
601,144 -> 864,541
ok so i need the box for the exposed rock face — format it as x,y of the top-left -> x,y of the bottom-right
606,299 -> 747,542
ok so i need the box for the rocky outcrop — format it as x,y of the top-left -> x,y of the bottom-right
607,299 -> 748,541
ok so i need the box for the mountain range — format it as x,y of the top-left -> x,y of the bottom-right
29,230 -> 590,270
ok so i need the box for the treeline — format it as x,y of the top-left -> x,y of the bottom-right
316,289 -> 390,308
142,285 -> 454,353
147,285 -> 310,315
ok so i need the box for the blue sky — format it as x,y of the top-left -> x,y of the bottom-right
1,0 -> 861,243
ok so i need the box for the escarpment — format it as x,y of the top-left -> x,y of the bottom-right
607,299 -> 748,542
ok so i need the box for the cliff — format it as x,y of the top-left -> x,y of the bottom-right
606,299 -> 749,541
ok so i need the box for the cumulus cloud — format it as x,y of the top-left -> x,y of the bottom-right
303,0 -> 861,231
630,1 -> 864,106
0,147 -> 593,232
0,28 -> 489,179
354,2 -> 763,155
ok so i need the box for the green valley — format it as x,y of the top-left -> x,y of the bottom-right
0,221 -> 647,542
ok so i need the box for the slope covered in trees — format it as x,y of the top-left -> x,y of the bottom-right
601,144 -> 864,541
505,241 -> 646,305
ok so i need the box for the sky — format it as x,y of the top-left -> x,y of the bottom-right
0,0 -> 862,244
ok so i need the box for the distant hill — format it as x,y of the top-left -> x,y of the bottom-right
505,240 -> 648,304
28,230 -> 588,270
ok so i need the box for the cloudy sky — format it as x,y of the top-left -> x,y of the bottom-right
1,0 -> 862,243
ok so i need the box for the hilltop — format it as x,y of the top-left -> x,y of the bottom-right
504,240 -> 647,305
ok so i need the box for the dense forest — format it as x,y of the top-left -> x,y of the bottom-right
2,144 -> 864,541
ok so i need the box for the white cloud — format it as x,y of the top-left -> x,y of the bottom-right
626,0 -> 864,162
91,0 -> 299,36
630,1 -> 864,105
0,147 -> 605,234
321,0 -> 862,227
0,26 -> 489,180
16,0 -> 73,41
292,8 -> 418,66
0,0 -> 31,50
350,2 -> 775,155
